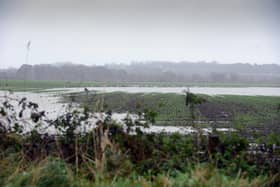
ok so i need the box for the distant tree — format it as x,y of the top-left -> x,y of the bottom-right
184,89 -> 206,151
184,88 -> 206,126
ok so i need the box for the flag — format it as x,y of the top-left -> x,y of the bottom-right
26,40 -> 31,50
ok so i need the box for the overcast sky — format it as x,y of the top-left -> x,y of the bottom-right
0,0 -> 279,68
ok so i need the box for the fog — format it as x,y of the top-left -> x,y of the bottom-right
0,0 -> 279,68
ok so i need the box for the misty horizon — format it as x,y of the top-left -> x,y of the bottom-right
1,0 -> 279,68
1,60 -> 280,70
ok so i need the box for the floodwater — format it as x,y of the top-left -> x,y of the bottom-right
47,86 -> 280,96
2,86 -> 279,119
0,86 -> 279,134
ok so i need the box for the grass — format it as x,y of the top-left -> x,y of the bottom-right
0,93 -> 279,186
0,79 -> 280,92
64,92 -> 280,129
0,86 -> 280,187
1,128 -> 278,187
1,156 -> 269,187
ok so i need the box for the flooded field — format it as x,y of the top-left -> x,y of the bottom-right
1,86 -> 279,134
1,86 -> 279,118
47,86 -> 280,96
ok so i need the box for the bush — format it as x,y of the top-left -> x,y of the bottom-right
5,158 -> 72,187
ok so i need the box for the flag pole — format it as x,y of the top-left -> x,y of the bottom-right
24,40 -> 31,92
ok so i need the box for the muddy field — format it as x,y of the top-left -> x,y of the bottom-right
63,92 -> 280,135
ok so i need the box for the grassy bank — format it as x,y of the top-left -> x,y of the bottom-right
1,79 -> 280,92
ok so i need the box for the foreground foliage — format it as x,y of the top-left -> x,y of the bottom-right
0,94 -> 279,186
0,156 -> 273,187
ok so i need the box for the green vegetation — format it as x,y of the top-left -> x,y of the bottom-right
1,157 -> 270,187
1,91 -> 279,186
0,79 -> 280,92
65,92 -> 280,130
0,119 -> 278,186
